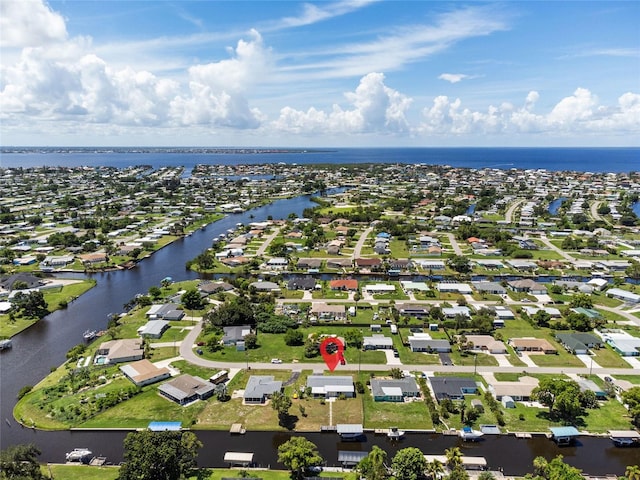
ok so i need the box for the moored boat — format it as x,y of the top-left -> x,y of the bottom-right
0,339 -> 12,350
83,330 -> 96,341
387,427 -> 405,440
459,426 -> 484,441
65,448 -> 92,462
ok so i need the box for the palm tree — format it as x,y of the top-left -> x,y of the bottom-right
626,465 -> 640,480
445,447 -> 463,470
425,459 -> 444,479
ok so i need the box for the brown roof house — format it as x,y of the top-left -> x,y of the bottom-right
96,339 -> 144,364
310,302 -> 346,321
508,337 -> 557,354
120,359 -> 171,387
158,374 -> 215,406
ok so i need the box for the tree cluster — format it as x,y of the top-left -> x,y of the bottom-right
118,430 -> 202,480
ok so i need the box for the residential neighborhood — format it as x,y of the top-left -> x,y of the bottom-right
3,162 -> 640,479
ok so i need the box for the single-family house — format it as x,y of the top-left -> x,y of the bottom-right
417,260 -> 446,270
508,338 -> 557,354
363,334 -> 393,350
472,281 -> 506,295
555,333 -> 603,355
310,303 -> 346,321
266,257 -> 289,270
329,279 -> 358,291
507,279 -> 547,294
464,335 -> 507,354
297,258 -> 323,269
429,376 -> 477,401
474,259 -> 505,269
78,252 -> 108,264
223,325 -> 252,346
437,282 -> 473,294
488,375 -> 539,401
0,273 -> 45,290
400,281 -> 430,293
243,376 -> 282,404
506,259 -> 538,271
355,258 -> 383,270
443,306 -> 471,318
199,281 -> 234,294
363,283 -> 396,294
158,374 -> 215,405
408,334 -> 451,353
575,377 -> 607,399
370,377 -> 420,402
146,304 -> 185,321
120,359 -> 171,387
138,320 -> 170,339
249,281 -> 281,293
394,303 -> 430,318
606,288 -> 640,303
306,375 -> 354,398
287,277 -> 317,290
598,329 -> 640,356
96,339 -> 144,364
326,258 -> 353,269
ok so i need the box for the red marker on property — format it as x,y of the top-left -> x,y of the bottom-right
319,337 -> 344,372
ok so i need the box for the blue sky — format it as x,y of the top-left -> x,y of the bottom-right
1,0 -> 638,147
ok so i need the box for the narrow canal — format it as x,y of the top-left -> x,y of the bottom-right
0,191 -> 637,475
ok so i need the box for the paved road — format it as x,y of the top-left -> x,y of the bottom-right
178,318 -> 640,375
504,198 -> 525,224
352,227 -> 373,258
590,200 -> 611,225
445,233 -> 463,255
538,234 -> 576,262
254,226 -> 281,256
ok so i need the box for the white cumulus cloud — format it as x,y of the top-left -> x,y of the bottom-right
438,73 -> 471,84
0,0 -> 67,48
273,72 -> 412,135
418,88 -> 640,137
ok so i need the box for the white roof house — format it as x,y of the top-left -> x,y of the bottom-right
607,288 -> 640,303
436,282 -> 473,294
306,375 -> 354,398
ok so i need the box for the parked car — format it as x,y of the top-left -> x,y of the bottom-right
271,358 -> 283,364
196,349 -> 203,355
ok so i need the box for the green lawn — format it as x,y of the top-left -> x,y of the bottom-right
591,345 -> 633,369
500,398 -> 633,433
0,280 -> 96,338
80,388 -> 207,429
42,464 -> 120,480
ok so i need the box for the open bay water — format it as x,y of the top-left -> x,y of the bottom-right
1,147 -> 639,173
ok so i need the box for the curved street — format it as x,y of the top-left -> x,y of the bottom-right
177,317 -> 639,376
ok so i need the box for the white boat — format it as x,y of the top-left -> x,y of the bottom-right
83,330 -> 96,341
0,339 -> 12,350
387,427 -> 405,440
459,427 -> 484,441
66,448 -> 92,461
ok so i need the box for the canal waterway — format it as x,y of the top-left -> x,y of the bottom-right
0,191 -> 637,475
547,197 -> 566,215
